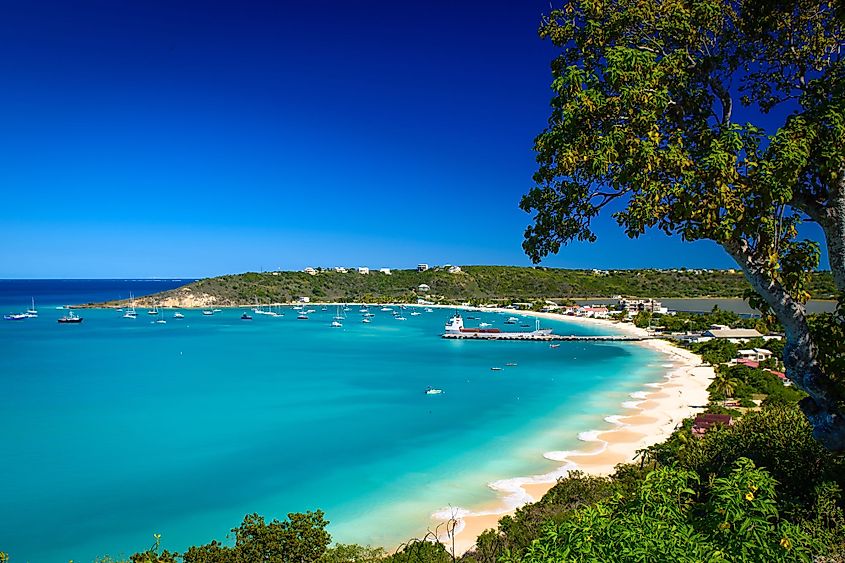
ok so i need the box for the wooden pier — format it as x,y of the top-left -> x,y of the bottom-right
441,333 -> 651,342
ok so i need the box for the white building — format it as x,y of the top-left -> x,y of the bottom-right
333,267 -> 348,273
703,327 -> 763,343
357,267 -> 370,275
737,348 -> 773,362
581,306 -> 610,319
298,296 -> 311,303
303,267 -> 317,276
417,264 -> 429,272
447,265 -> 462,274
418,283 -> 431,292
379,268 -> 392,275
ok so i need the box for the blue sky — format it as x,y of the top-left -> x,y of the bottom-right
0,1 -> 828,278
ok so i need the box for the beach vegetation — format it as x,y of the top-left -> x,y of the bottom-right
520,0 -> 845,451
465,404 -> 845,562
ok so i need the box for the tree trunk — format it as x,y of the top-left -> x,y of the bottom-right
724,240 -> 845,452
825,178 -> 845,293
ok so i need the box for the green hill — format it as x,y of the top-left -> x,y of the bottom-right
92,266 -> 837,308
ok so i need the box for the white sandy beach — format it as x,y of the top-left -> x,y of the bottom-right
426,308 -> 714,556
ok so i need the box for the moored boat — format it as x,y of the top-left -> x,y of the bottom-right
58,311 -> 83,324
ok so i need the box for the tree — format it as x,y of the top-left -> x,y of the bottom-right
521,0 -> 845,450
710,370 -> 740,400
632,310 -> 652,328
182,512 -> 331,563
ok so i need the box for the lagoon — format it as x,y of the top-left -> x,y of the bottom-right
0,284 -> 667,562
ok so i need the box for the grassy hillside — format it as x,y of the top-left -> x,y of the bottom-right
96,266 -> 837,308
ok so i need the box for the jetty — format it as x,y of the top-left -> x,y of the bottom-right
441,333 -> 649,342
441,312 -> 652,342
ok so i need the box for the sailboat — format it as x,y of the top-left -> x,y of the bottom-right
331,306 -> 343,327
148,302 -> 160,315
123,293 -> 137,319
25,298 -> 38,317
151,301 -> 166,323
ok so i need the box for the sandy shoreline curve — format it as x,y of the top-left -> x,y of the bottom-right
424,307 -> 714,556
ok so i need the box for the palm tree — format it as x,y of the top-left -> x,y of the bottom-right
711,371 -> 740,402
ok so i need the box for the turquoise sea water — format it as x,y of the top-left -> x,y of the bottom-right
0,297 -> 667,562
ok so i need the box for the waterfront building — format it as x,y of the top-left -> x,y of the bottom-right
618,298 -> 668,315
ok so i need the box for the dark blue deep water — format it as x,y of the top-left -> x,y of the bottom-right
0,279 -> 194,309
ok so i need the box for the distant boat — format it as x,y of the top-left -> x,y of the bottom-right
505,317 -> 519,325
241,312 -> 253,320
424,308 -> 433,313
4,313 -> 27,321
173,312 -> 185,319
549,344 -> 560,349
25,298 -> 38,317
410,311 -> 421,316
424,386 -> 443,395
395,313 -> 407,321
202,310 -> 214,316
123,294 -> 137,319
331,320 -> 342,328
57,311 -> 83,324
479,322 -> 492,327
362,318 -> 371,323
505,362 -> 517,367
380,307 -> 392,312
297,311 -> 309,320
333,306 -> 345,321
150,302 -> 165,322
212,308 -> 221,313
490,367 -> 503,371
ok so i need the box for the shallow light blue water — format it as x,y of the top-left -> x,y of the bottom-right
0,293 -> 667,562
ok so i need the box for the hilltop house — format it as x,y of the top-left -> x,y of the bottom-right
418,283 -> 431,292
447,266 -> 462,274
379,268 -> 392,275
417,264 -> 429,272
303,267 -> 317,276
357,267 -> 369,275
